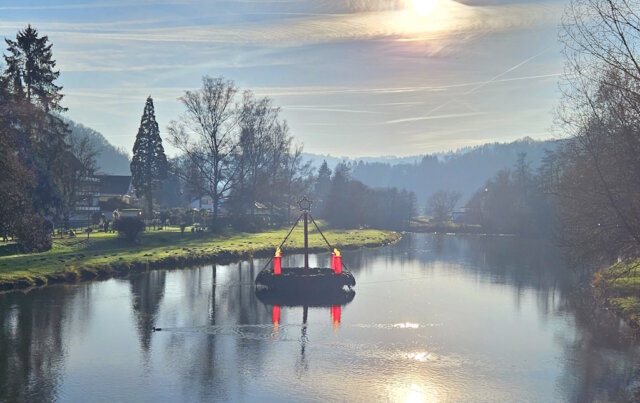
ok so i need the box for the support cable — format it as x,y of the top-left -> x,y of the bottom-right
259,213 -> 304,272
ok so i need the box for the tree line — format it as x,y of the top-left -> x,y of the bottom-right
312,161 -> 416,230
461,152 -> 557,236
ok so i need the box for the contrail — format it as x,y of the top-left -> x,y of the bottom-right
384,111 -> 486,125
422,49 -> 551,118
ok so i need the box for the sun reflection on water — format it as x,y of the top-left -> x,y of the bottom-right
390,382 -> 441,403
407,351 -> 437,362
393,322 -> 421,329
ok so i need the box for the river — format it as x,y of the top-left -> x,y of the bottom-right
1,233 -> 639,402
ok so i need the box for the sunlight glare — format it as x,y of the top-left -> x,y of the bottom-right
412,0 -> 439,17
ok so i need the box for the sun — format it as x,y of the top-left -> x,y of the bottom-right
412,0 -> 439,17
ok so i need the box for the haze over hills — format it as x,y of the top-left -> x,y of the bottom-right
70,119 -> 558,207
66,120 -> 131,175
305,137 -> 560,207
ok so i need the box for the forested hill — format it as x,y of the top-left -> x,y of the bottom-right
66,120 -> 131,175
307,137 -> 559,206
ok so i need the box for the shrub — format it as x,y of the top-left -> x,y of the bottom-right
113,217 -> 145,242
14,214 -> 52,252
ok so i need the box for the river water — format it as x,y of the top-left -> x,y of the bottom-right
1,233 -> 640,402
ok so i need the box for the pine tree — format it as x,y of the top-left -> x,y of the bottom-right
3,25 -> 69,216
4,25 -> 64,111
131,96 -> 168,218
313,160 -> 332,215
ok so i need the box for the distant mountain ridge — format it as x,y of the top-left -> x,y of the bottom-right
66,120 -> 131,175
305,137 -> 560,206
302,153 -> 424,168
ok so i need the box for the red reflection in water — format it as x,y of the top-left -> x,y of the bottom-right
272,305 -> 280,325
331,305 -> 341,325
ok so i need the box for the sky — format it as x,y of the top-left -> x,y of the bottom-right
0,0 -> 566,157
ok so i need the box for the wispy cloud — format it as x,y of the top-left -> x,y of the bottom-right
283,105 -> 384,114
0,0 -> 564,156
13,0 -> 559,47
0,1 -> 198,11
385,111 -> 486,124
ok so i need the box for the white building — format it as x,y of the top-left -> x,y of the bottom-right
189,195 -> 215,212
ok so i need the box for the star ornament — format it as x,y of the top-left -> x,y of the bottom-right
298,196 -> 313,212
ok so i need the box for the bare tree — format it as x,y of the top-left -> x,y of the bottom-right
426,190 -> 461,223
234,91 -> 280,215
557,0 -> 640,261
168,76 -> 239,219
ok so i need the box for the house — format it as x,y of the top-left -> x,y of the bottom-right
95,175 -> 133,204
452,209 -> 466,223
189,195 -> 214,211
119,209 -> 143,218
66,152 -> 101,226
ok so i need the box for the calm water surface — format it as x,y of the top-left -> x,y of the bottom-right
1,233 -> 640,402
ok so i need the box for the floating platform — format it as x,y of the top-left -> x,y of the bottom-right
254,197 -> 357,307
255,282 -> 355,307
255,267 -> 355,292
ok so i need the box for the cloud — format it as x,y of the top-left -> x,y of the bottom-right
16,0 -> 559,47
0,1 -> 199,11
0,0 -> 564,156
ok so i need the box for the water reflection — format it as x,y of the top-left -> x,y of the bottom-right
0,285 -> 81,402
129,270 -> 166,365
1,234 -> 640,401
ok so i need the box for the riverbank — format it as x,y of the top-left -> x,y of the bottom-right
0,226 -> 400,292
408,219 -> 485,234
593,260 -> 640,330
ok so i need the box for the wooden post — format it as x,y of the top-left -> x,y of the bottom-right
303,211 -> 309,272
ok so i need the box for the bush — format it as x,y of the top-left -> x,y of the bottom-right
113,217 -> 145,242
14,214 -> 52,252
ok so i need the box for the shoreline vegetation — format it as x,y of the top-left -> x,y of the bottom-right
593,262 -> 640,331
0,226 -> 401,292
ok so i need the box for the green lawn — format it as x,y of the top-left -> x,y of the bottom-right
0,224 -> 400,288
594,260 -> 640,328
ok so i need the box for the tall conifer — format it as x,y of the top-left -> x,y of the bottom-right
3,25 -> 68,215
131,96 -> 168,217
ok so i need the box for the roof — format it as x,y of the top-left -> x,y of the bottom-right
96,175 -> 131,195
62,151 -> 85,171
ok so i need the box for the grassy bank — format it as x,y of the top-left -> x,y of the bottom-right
593,261 -> 640,329
0,225 -> 400,291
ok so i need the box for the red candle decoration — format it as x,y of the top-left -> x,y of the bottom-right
333,248 -> 342,274
273,247 -> 281,275
331,252 -> 336,271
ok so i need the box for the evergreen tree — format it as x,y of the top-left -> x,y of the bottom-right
3,25 -> 68,216
131,96 -> 168,217
313,160 -> 332,215
4,25 -> 64,111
